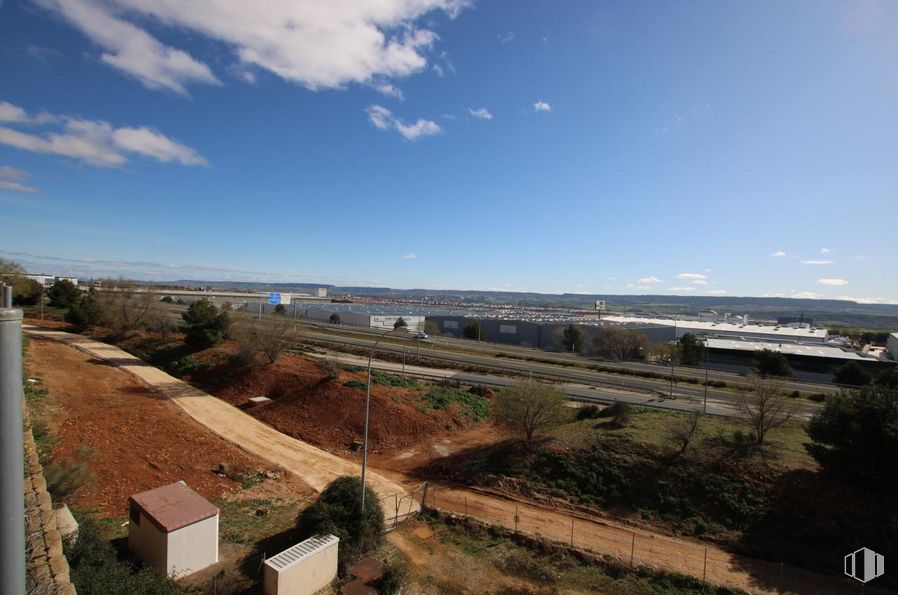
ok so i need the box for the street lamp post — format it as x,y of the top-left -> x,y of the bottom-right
360,328 -> 407,515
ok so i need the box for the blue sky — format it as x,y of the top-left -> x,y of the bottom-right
1,0 -> 896,302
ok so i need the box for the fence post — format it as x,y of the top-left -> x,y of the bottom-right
514,505 -> 519,532
703,547 -> 708,583
464,496 -> 468,519
0,305 -> 25,595
630,533 -> 636,566
570,518 -> 574,547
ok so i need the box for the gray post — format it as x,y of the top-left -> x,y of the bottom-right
0,307 -> 25,594
1,285 -> 11,309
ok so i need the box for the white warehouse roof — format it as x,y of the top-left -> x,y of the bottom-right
600,315 -> 827,341
705,338 -> 873,361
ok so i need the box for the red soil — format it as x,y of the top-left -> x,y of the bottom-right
196,351 -> 459,453
25,337 -> 304,518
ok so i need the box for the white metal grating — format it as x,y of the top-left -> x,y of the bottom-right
265,535 -> 339,572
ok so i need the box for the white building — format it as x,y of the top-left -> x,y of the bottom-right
600,315 -> 828,343
25,274 -> 78,287
128,481 -> 219,578
888,333 -> 898,361
301,307 -> 425,332
263,535 -> 339,595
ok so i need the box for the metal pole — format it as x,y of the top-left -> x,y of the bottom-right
703,369 -> 708,414
258,298 -> 262,320
570,518 -> 574,547
402,345 -> 406,376
360,329 -> 404,516
1,286 -> 11,309
630,532 -> 636,565
0,307 -> 25,595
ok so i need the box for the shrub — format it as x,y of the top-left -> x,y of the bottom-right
180,299 -> 229,348
295,476 -> 384,574
46,279 -> 81,309
344,379 -> 367,389
371,370 -> 418,388
320,359 -> 340,380
376,561 -> 408,594
424,386 -> 490,422
65,291 -> 103,331
467,385 -> 495,399
65,520 -> 183,594
44,445 -> 96,503
576,404 -> 602,420
603,402 -> 632,427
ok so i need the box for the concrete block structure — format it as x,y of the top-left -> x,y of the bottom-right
128,481 -> 219,578
263,534 -> 339,595
889,333 -> 898,361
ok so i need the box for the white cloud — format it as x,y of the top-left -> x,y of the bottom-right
800,259 -> 832,265
821,247 -> 831,254
374,82 -> 404,101
533,100 -> 552,112
401,253 -> 416,260
365,104 -> 441,141
676,273 -> 707,281
770,251 -> 786,257
0,100 -> 206,167
432,64 -> 445,77
667,286 -> 693,292
691,279 -> 709,285
498,32 -> 515,43
791,291 -> 823,299
36,0 -> 469,94
0,101 -> 56,125
707,289 -> 727,295
818,278 -> 849,286
468,107 -> 492,120
0,165 -> 38,193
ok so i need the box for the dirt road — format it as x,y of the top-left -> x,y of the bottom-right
24,326 -> 417,523
28,327 -> 886,594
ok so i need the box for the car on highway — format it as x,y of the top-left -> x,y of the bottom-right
413,332 -> 428,340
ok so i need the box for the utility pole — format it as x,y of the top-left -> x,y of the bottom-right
0,289 -> 25,595
703,369 -> 709,414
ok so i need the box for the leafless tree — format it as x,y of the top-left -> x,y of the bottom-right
94,279 -> 156,338
233,314 -> 299,365
667,411 -> 701,456
592,328 -> 649,360
737,376 -> 798,445
494,379 -> 570,442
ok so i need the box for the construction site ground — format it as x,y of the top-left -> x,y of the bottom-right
24,325 -> 890,595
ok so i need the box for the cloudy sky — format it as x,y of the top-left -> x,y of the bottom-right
1,0 -> 896,302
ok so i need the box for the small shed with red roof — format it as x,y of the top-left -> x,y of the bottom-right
127,481 -> 219,577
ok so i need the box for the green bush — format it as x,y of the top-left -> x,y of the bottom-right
344,379 -> 367,389
296,476 -> 384,574
180,299 -> 229,348
47,279 -> 81,309
65,520 -> 183,594
371,370 -> 418,388
376,561 -> 408,594
65,291 -> 104,331
423,386 -> 489,422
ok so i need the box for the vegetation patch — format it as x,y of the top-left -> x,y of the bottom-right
371,370 -> 419,388
423,386 -> 490,422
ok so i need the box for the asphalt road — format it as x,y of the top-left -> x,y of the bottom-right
296,319 -> 840,396
304,331 -> 823,420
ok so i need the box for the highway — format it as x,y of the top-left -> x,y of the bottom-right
299,329 -> 823,420
293,318 -> 840,397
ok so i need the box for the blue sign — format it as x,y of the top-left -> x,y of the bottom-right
267,292 -> 281,305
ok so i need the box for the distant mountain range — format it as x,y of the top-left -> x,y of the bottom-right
153,280 -> 898,330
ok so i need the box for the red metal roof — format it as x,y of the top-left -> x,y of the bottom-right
129,482 -> 218,533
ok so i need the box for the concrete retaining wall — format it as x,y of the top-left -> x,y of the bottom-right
24,407 -> 76,595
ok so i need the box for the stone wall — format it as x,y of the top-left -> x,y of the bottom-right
24,407 -> 76,595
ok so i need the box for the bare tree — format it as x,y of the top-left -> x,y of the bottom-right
94,280 -> 156,338
494,379 -> 570,442
592,328 -> 649,360
234,314 -> 298,365
737,376 -> 798,445
667,411 -> 701,456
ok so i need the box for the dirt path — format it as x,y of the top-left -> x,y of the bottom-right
25,326 -> 418,523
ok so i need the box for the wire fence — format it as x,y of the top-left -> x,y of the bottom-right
406,482 -> 867,595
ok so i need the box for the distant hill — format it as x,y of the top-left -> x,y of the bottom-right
153,280 -> 898,330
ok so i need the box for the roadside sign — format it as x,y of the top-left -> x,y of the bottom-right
268,292 -> 281,305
